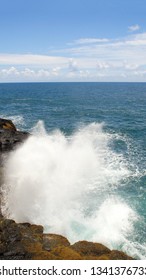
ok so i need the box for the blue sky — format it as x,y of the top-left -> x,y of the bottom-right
0,0 -> 146,82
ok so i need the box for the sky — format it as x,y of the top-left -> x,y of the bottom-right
0,0 -> 146,82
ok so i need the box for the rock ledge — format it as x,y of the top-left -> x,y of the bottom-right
0,217 -> 133,260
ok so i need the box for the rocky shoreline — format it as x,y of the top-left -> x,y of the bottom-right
0,118 -> 133,260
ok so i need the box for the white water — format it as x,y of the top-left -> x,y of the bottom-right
1,122 -> 145,259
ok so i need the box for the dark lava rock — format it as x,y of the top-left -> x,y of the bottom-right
0,119 -> 16,131
0,130 -> 29,152
0,218 -> 29,259
0,118 -> 29,154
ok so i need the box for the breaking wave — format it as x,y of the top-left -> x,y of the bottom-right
1,121 -> 146,259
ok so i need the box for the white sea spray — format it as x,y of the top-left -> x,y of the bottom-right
1,121 -> 145,259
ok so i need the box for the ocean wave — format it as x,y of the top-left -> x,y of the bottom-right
1,121 -> 146,259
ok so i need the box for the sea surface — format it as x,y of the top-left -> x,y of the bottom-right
0,82 -> 146,259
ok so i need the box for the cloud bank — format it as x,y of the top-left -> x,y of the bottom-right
0,31 -> 146,82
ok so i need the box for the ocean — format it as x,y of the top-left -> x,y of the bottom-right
0,82 -> 146,259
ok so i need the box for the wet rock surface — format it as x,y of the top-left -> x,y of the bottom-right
0,130 -> 29,153
0,118 -> 29,154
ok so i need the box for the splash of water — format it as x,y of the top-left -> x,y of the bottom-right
1,122 -> 145,258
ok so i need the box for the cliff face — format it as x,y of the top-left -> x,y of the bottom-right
0,118 -> 134,260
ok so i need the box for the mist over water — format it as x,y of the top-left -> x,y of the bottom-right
1,121 -> 146,259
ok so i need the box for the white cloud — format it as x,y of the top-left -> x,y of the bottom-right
123,61 -> 139,70
0,66 -> 64,82
21,68 -> 35,77
79,70 -> 90,78
37,69 -> 50,77
0,54 -> 67,66
128,24 -> 140,32
97,61 -> 110,70
0,32 -> 146,82
74,38 -> 109,44
63,32 -> 146,67
51,67 -> 61,76
68,59 -> 78,72
1,66 -> 20,76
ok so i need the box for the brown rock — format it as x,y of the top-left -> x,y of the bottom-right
109,250 -> 134,260
71,241 -> 111,258
0,217 -> 134,260
18,223 -> 43,243
32,251 -> 56,260
51,245 -> 83,260
22,240 -> 43,254
43,233 -> 70,251
0,218 -> 44,260
96,254 -> 111,260
0,119 -> 16,131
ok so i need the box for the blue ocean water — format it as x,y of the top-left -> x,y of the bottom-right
0,82 -> 146,259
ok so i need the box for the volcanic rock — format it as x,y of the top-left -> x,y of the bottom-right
43,233 -> 70,251
71,240 -> 111,258
0,119 -> 16,131
0,217 -> 134,260
0,118 -> 29,154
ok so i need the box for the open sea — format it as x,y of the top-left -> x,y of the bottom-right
0,82 -> 146,259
